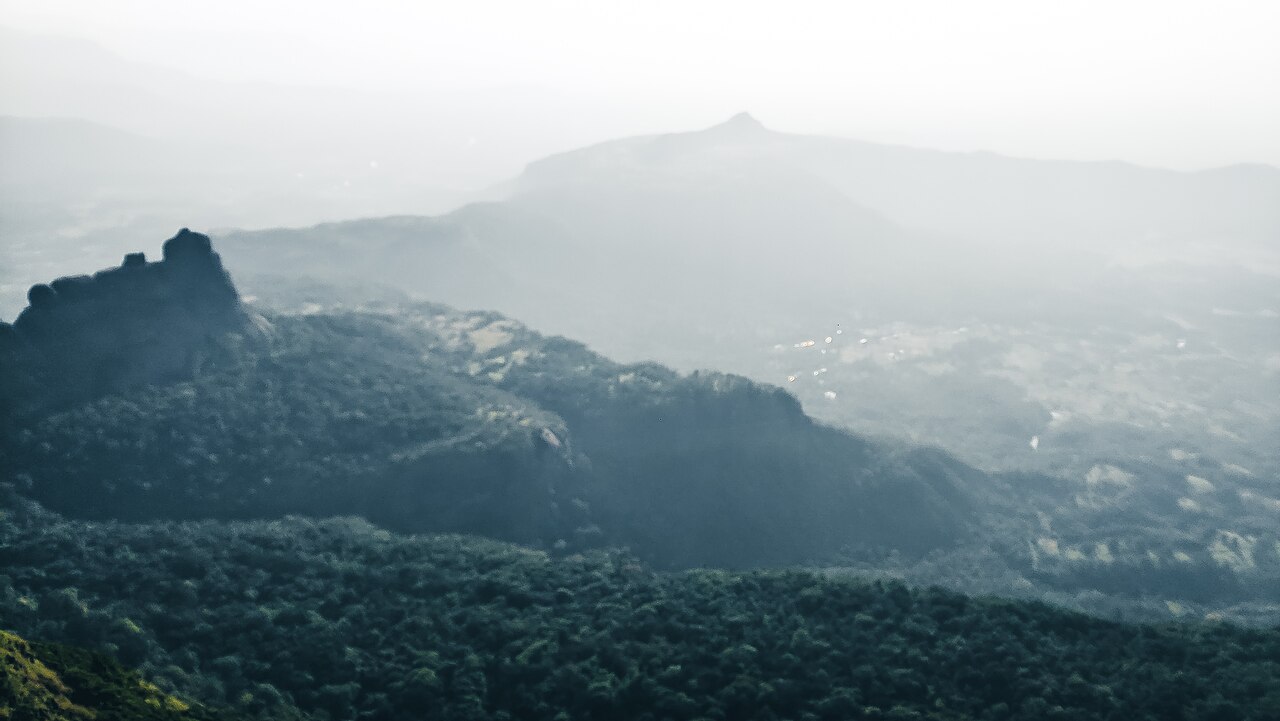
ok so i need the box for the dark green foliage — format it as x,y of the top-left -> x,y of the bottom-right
2,312 -> 585,549
2,303 -> 972,567
2,503 -> 1277,721
1,628 -> 246,721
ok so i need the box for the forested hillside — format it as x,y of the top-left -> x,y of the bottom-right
3,235 -> 1277,721
1,238 -> 972,568
5,236 -> 1276,620
3,498 -> 1277,721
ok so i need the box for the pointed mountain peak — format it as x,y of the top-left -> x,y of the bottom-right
706,112 -> 768,134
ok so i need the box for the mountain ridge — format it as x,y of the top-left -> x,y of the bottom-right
507,111 -> 1280,256
521,111 -> 1280,177
1,233 -> 977,568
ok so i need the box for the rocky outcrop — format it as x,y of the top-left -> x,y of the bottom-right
1,229 -> 250,406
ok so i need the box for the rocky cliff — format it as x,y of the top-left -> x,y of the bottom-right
1,229 -> 251,409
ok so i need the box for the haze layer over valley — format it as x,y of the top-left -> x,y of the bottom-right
4,31 -> 1278,622
210,114 -> 1280,624
212,112 -> 1280,514
3,4 -> 1280,717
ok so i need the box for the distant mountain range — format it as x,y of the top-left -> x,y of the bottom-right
210,111 -> 1280,369
517,111 -> 1279,247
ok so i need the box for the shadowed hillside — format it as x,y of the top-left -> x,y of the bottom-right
1,233 -> 978,568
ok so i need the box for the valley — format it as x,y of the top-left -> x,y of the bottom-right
2,36 -> 1277,713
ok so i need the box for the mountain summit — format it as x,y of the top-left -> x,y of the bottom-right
1,228 -> 251,406
704,111 -> 769,135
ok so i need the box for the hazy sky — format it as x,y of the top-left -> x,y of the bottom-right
2,0 -> 1278,169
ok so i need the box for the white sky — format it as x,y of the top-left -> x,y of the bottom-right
2,0 -> 1278,169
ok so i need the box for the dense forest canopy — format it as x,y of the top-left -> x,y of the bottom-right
4,498 -> 1279,721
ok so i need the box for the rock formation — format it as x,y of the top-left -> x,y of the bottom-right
1,229 -> 250,406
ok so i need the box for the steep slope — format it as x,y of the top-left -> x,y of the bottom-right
1,629 -> 246,721
1,233 -> 976,567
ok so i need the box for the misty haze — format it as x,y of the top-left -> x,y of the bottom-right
2,2 -> 1278,720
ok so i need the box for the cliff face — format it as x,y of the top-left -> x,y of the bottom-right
1,229 -> 250,407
